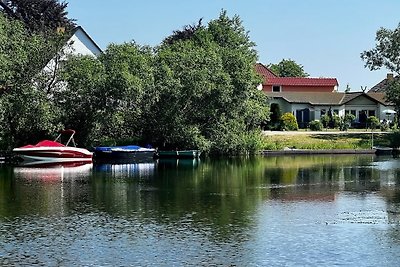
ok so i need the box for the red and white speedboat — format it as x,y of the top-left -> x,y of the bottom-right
13,129 -> 93,163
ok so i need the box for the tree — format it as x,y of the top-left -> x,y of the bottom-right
0,0 -> 75,33
150,10 -> 269,154
0,13 -> 60,149
56,55 -> 105,146
99,42 -> 155,144
361,23 -> 400,111
268,59 -> 309,77
361,23 -> 400,75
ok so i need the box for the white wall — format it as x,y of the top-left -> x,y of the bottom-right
65,28 -> 102,57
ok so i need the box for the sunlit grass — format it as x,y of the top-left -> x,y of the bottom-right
262,133 -> 390,150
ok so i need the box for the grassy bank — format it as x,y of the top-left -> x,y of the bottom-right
262,132 -> 390,150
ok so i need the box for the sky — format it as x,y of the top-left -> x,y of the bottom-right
67,0 -> 400,92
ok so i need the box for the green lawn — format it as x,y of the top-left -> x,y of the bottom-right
262,133 -> 390,150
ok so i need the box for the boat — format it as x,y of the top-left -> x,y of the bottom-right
93,145 -> 156,162
374,146 -> 400,156
154,150 -> 201,159
12,129 -> 93,163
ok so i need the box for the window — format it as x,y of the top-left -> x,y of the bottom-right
350,110 -> 356,116
333,109 -> 339,115
272,85 -> 281,92
368,110 -> 375,117
321,109 -> 326,116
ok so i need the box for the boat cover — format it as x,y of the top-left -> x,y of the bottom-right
20,140 -> 65,148
94,145 -> 142,152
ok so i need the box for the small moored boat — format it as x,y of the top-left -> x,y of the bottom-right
93,145 -> 156,162
13,129 -> 93,163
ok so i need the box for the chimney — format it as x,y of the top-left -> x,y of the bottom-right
387,73 -> 394,81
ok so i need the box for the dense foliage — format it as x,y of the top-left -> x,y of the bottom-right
0,0 -> 75,33
361,23 -> 400,112
268,59 -> 309,77
0,13 -> 61,149
0,10 -> 270,155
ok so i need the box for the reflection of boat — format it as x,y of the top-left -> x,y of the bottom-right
93,145 -> 155,162
12,129 -> 93,163
94,162 -> 156,178
13,162 -> 93,182
154,150 -> 201,159
157,158 -> 200,168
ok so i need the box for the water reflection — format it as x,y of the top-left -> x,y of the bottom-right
1,155 -> 400,265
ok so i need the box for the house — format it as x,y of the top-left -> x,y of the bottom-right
62,26 -> 102,57
268,91 -> 392,127
41,26 -> 102,91
255,63 -> 395,128
255,63 -> 339,93
43,26 -> 102,72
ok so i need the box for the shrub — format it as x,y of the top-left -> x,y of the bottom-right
309,120 -> 323,131
280,112 -> 298,131
367,116 -> 380,130
320,114 -> 330,128
320,114 -> 340,128
340,113 -> 356,131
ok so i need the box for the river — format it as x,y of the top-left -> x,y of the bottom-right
1,155 -> 400,266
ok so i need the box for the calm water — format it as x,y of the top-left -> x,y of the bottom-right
1,155 -> 400,266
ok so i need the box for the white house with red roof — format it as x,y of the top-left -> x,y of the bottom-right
256,63 -> 339,93
255,63 -> 394,128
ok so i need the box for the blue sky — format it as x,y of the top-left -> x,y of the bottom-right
67,0 -> 400,91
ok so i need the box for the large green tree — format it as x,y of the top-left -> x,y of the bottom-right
268,59 -> 309,77
361,23 -> 400,110
0,0 -> 75,33
0,13 -> 59,149
150,10 -> 269,154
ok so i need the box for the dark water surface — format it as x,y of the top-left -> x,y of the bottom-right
1,155 -> 400,266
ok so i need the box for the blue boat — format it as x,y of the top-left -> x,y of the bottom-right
93,145 -> 156,162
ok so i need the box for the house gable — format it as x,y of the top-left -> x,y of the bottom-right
255,63 -> 339,93
64,26 -> 102,57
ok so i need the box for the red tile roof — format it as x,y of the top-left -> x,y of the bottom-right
255,63 -> 278,78
265,77 -> 338,87
255,62 -> 338,87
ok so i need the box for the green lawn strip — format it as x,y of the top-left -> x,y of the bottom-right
262,133 -> 390,150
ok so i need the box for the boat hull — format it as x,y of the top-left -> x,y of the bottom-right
93,146 -> 156,163
13,147 -> 93,163
94,150 -> 155,162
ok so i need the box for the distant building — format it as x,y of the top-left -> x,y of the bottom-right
255,63 -> 338,93
255,63 -> 395,128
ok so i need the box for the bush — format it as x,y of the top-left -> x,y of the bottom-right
320,114 -> 340,128
367,116 -> 380,130
309,120 -> 323,131
280,112 -> 298,131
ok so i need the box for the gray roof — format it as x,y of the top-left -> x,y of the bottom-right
266,92 -> 391,106
368,75 -> 400,93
